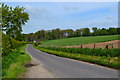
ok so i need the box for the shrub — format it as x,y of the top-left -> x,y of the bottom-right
20,52 -> 25,55
2,33 -> 26,56
34,42 -> 41,46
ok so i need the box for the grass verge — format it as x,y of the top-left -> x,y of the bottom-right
34,45 -> 119,69
2,44 -> 31,78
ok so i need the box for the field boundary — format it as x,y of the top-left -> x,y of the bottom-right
33,45 -> 119,69
63,40 -> 119,49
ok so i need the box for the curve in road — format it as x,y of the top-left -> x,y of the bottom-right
26,44 -> 118,78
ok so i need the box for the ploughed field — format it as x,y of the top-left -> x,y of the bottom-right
64,40 -> 119,49
42,35 -> 119,46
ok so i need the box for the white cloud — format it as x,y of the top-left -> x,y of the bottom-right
21,2 -> 118,33
24,4 -> 33,10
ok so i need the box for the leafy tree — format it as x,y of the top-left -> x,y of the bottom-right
60,30 -> 67,38
99,28 -> 108,35
65,29 -> 74,38
117,28 -> 120,34
54,28 -> 61,39
92,27 -> 99,36
49,28 -> 61,39
108,27 -> 118,35
25,33 -> 34,42
47,30 -> 53,40
2,4 -> 29,39
82,28 -> 90,36
75,29 -> 83,37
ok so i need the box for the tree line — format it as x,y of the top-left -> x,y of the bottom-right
22,27 -> 120,42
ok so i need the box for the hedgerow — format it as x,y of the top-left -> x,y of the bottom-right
2,33 -> 30,77
2,45 -> 31,78
33,42 -> 41,46
2,33 -> 26,56
37,46 -> 119,57
34,46 -> 119,69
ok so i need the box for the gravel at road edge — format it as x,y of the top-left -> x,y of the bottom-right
20,58 -> 59,78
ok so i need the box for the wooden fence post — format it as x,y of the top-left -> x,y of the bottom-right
94,43 -> 95,48
81,45 -> 83,48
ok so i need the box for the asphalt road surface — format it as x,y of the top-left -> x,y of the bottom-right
26,44 -> 118,78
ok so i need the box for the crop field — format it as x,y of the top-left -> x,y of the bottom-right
42,35 -> 119,46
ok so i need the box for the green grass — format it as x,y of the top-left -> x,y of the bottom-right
42,35 -> 119,46
2,44 -> 31,78
39,46 -> 119,57
34,45 -> 119,69
0,31 -> 2,78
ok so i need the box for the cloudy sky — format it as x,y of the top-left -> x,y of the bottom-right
5,2 -> 118,34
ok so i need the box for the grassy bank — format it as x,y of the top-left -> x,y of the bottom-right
34,45 -> 119,69
2,44 -> 31,78
40,46 -> 119,57
42,35 -> 119,46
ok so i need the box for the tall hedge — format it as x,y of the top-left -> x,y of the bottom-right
2,33 -> 26,56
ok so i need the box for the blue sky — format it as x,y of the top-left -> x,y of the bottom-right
5,2 -> 118,34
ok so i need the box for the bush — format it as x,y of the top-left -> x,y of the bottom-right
2,45 -> 31,77
34,42 -> 41,46
2,33 -> 26,56
20,52 -> 25,55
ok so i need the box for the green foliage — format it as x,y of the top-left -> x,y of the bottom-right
42,35 -> 119,46
34,42 -> 41,46
2,45 -> 31,78
27,42 -> 34,44
75,29 -> 82,37
34,46 -> 119,69
92,27 -> 99,36
108,27 -> 117,35
117,28 -> 120,34
38,46 -> 119,57
2,3 -> 29,39
24,27 -> 120,42
2,33 -> 26,56
2,33 -> 30,78
82,28 -> 90,36
20,52 -> 25,55
99,28 -> 108,35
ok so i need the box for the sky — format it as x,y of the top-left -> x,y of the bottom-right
5,2 -> 118,34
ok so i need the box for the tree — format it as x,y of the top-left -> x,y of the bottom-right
65,29 -> 74,38
82,28 -> 90,36
75,29 -> 82,37
0,5 -> 2,29
117,28 -> 120,34
34,30 -> 45,41
26,33 -> 34,42
50,28 -> 61,39
92,27 -> 99,36
2,4 -> 29,39
60,30 -> 67,38
108,27 -> 117,35
99,28 -> 108,35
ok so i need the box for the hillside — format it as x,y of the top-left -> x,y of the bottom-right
42,35 -> 119,46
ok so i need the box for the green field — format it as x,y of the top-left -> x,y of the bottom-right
42,35 -> 119,46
